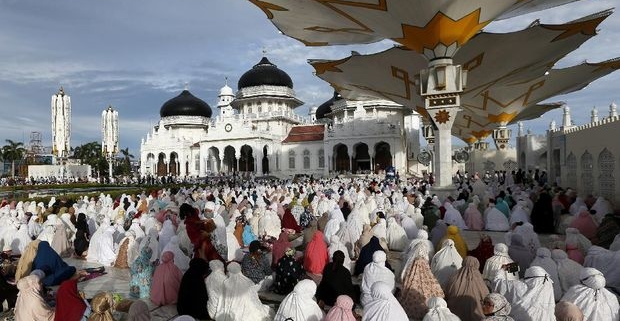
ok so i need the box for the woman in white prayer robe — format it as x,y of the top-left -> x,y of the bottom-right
37,214 -> 59,244
400,230 -> 435,281
328,235 -> 352,272
422,297 -> 461,321
385,217 -> 408,251
162,236 -> 190,272
86,225 -> 117,266
11,222 -> 31,255
561,267 -> 619,321
591,196 -> 613,224
400,214 -> 418,239
485,205 -> 510,232
482,243 -> 518,287
371,218 -> 387,240
362,281 -> 409,321
360,251 -> 395,307
335,221 -> 356,258
217,262 -> 272,321
530,247 -> 562,301
431,239 -> 463,290
513,223 -> 540,256
205,260 -> 226,320
569,197 -> 587,216
274,279 -> 324,321
128,219 -> 146,242
509,202 -> 530,225
551,249 -> 582,294
158,220 -> 176,254
324,209 -> 345,243
565,227 -> 592,254
493,266 -> 556,321
443,203 -> 467,230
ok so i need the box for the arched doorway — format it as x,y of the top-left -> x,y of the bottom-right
169,152 -> 178,176
208,147 -> 221,174
353,143 -> 370,172
374,142 -> 392,172
157,153 -> 167,176
146,153 -> 155,175
334,144 -> 350,172
262,145 -> 269,174
223,146 -> 237,173
239,145 -> 255,172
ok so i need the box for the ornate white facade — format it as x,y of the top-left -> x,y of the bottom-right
518,102 -> 620,203
140,57 -> 422,178
51,87 -> 71,158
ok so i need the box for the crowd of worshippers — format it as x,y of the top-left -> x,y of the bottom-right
0,174 -> 619,320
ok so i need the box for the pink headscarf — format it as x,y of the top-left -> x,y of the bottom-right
272,232 -> 292,268
304,230 -> 329,274
569,209 -> 598,239
150,251 -> 183,306
324,295 -> 356,321
566,243 -> 585,265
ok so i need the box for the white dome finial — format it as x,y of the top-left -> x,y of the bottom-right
610,102 -> 617,118
591,106 -> 599,123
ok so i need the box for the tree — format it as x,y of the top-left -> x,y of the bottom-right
72,141 -> 106,178
118,147 -> 134,175
2,139 -> 25,178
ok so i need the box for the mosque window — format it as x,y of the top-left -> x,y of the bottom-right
318,149 -> 325,168
194,154 -> 200,171
581,150 -> 594,194
288,150 -> 296,169
566,152 -> 577,188
598,148 -> 615,200
303,150 -> 311,169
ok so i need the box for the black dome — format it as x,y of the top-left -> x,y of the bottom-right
316,91 -> 342,119
238,57 -> 293,90
160,90 -> 212,118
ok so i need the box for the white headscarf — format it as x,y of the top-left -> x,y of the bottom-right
205,260 -> 227,319
158,220 -> 176,254
422,297 -> 461,321
385,217 -> 408,251
274,279 -> 324,321
218,262 -> 272,321
360,251 -> 395,307
495,266 -> 556,321
482,243 -> 518,285
443,203 -> 467,230
551,249 -> 582,294
328,235 -> 351,271
162,236 -> 190,272
431,239 -> 463,289
371,218 -> 387,240
530,247 -> 562,301
361,281 -> 408,321
561,267 -> 620,321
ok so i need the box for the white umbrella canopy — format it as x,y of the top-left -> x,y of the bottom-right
250,0 -> 585,57
307,11 -> 619,142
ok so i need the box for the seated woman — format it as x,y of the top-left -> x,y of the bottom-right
422,297 -> 460,321
219,262 -> 273,321
194,221 -> 224,263
481,293 -> 514,321
360,251 -> 394,307
445,256 -> 489,321
150,251 -> 183,306
0,267 -> 18,312
88,292 -> 116,321
354,236 -> 389,276
325,295 -> 357,321
127,300 -> 151,321
15,274 -> 55,321
363,281 -> 409,321
317,250 -> 357,307
129,244 -> 155,299
55,279 -> 92,321
400,243 -> 445,320
241,240 -> 273,291
274,279 -> 324,321
303,230 -> 329,276
32,241 -> 77,286
177,258 -> 209,319
561,267 -> 619,321
73,213 -> 90,258
205,260 -> 227,319
273,248 -> 304,295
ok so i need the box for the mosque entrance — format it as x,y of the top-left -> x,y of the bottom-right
374,142 -> 392,172
353,143 -> 371,172
157,153 -> 167,176
223,146 -> 237,173
169,152 -> 178,176
262,145 -> 269,174
207,147 -> 221,174
334,144 -> 350,172
239,145 -> 255,172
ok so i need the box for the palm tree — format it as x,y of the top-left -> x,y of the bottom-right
2,139 -> 25,178
118,147 -> 134,175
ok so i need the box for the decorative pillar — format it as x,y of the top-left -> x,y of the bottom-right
610,102 -> 618,118
256,150 -> 263,175
591,107 -> 599,123
492,125 -> 512,150
426,107 -> 460,188
517,121 -> 524,137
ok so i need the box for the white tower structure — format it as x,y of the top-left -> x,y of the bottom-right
102,106 -> 119,179
591,107 -> 599,123
51,87 -> 71,159
609,102 -> 618,118
562,104 -> 573,129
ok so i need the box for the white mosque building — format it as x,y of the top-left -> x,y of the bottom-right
140,56 -> 421,178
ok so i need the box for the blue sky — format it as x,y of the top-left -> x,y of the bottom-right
0,0 -> 618,156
